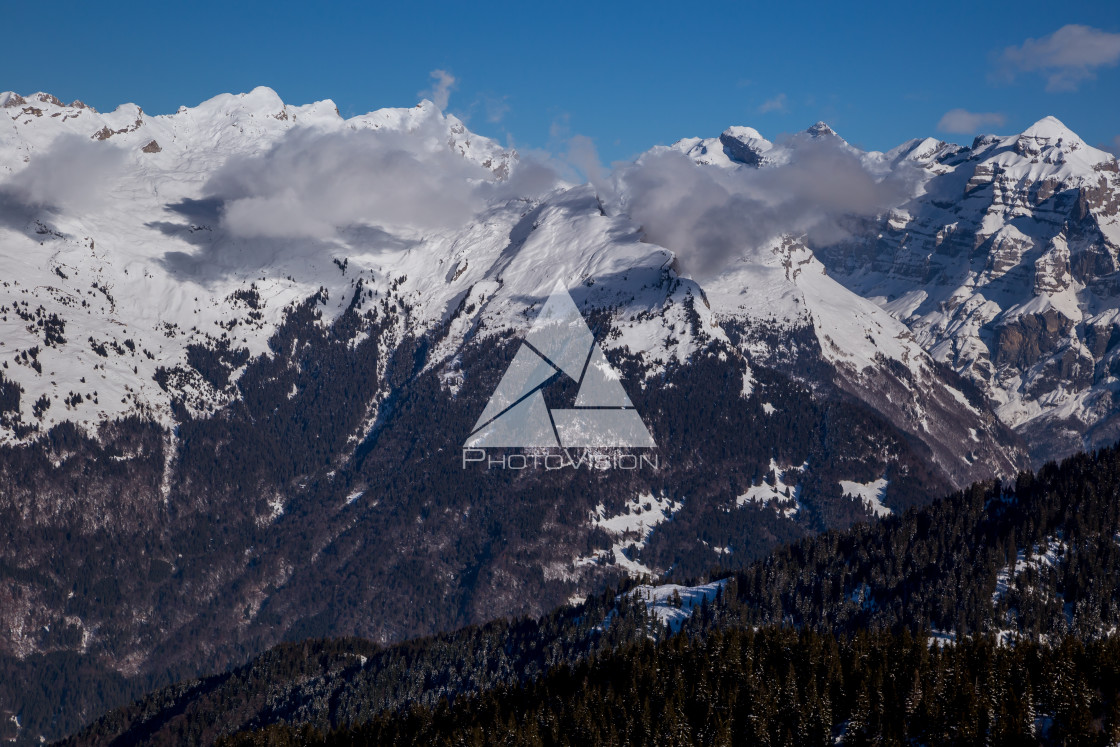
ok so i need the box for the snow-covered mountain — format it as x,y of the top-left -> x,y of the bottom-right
0,88 -> 512,436
810,117 -> 1120,463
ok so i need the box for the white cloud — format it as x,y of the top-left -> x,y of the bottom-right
421,69 -> 457,110
204,112 -> 560,242
211,125 -> 472,239
567,134 -> 608,196
0,135 -> 126,212
481,94 -> 510,124
758,93 -> 787,114
937,109 -> 1006,135
996,24 -> 1120,92
609,135 -> 917,280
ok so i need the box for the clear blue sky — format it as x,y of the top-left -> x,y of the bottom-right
5,0 -> 1119,162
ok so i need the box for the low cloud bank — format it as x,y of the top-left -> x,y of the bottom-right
206,111 -> 562,241
608,135 -> 917,279
2,103 -> 917,284
0,135 -> 126,213
211,124 -> 492,239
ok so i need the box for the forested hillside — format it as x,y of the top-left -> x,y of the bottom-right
227,629 -> 1120,746
65,442 -> 1120,745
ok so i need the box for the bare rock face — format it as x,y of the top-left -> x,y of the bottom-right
719,128 -> 769,167
993,310 -> 1076,371
141,139 -> 161,153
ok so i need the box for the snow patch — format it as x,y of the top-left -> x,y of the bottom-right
576,493 -> 683,577
839,477 -> 891,517
736,458 -> 804,518
928,629 -> 957,647
741,368 -> 754,398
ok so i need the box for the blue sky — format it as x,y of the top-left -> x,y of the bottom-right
5,0 -> 1119,162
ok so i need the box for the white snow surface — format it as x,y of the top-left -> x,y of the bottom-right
0,88 -> 721,442
839,478 -> 891,517
0,89 -> 507,436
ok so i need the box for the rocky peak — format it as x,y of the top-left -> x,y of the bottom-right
718,126 -> 772,167
806,121 -> 837,139
810,114 -> 1120,465
1015,116 -> 1085,157
971,133 -> 1002,151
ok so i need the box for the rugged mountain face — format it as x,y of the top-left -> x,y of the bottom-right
674,116 -> 1120,464
0,88 -> 1091,742
810,117 -> 1120,464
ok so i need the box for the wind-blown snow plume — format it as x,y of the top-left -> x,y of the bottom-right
422,69 -> 457,111
567,134 -> 611,199
610,135 -> 916,279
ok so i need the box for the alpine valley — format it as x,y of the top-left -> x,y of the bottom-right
0,87 -> 1117,743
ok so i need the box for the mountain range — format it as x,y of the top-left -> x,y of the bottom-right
0,87 -> 1118,742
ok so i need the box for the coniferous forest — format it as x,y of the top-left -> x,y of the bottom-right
225,629 -> 1120,747
65,442 -> 1120,746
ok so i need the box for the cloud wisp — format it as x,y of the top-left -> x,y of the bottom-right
421,69 -> 458,110
187,107 -> 910,285
4,87 -> 920,290
147,108 -> 566,279
994,24 -> 1120,92
937,109 -> 1006,135
758,94 -> 788,114
207,115 -> 568,244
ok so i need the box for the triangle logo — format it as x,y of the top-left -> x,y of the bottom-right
465,282 -> 656,449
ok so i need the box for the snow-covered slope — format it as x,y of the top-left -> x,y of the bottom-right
650,122 -> 1026,482
0,88 -> 742,448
